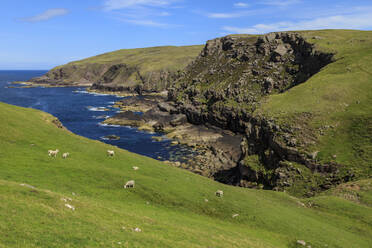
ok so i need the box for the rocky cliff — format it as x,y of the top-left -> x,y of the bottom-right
30,45 -> 203,93
164,32 -> 352,195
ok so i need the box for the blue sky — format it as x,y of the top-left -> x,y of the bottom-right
1,0 -> 372,69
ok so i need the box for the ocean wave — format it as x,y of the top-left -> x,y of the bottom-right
86,106 -> 108,112
73,90 -> 89,94
74,90 -> 111,96
98,123 -> 121,128
91,92 -> 111,96
93,115 -> 110,119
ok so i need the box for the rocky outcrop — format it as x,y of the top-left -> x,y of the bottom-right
30,62 -> 181,93
30,64 -> 109,86
167,32 -> 337,195
170,32 -> 333,106
90,64 -> 181,94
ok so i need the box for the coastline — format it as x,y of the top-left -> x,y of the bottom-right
102,95 -> 243,180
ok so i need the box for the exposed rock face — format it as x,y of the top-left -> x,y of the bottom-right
30,64 -> 109,86
30,62 -> 181,93
90,64 -> 181,94
167,32 -> 337,194
30,45 -> 203,93
169,32 -> 333,107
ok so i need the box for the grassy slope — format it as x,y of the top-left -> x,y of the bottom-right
56,45 -> 203,74
0,102 -> 372,247
258,30 -> 372,180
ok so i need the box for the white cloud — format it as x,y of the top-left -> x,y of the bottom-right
20,8 -> 69,23
222,11 -> 372,34
206,9 -> 256,19
222,26 -> 257,34
207,12 -> 245,18
126,19 -> 169,27
103,0 -> 177,27
103,0 -> 174,11
262,0 -> 301,7
234,2 -> 249,8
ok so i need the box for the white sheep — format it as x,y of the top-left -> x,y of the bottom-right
64,204 -> 75,211
107,150 -> 115,157
48,149 -> 59,157
124,180 -> 135,188
215,190 -> 224,197
133,166 -> 139,171
62,152 -> 70,159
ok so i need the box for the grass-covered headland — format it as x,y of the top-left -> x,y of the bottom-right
0,101 -> 371,247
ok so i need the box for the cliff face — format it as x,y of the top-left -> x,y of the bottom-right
167,32 -> 340,195
30,63 -> 109,86
30,45 -> 203,93
90,64 -> 181,94
170,32 -> 333,112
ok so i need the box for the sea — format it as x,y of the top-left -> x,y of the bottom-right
0,70 -> 194,162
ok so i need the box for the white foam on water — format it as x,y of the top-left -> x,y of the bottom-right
94,115 -> 110,119
74,90 -> 89,94
74,90 -> 111,96
86,106 -> 108,112
91,92 -> 110,96
98,123 -> 120,128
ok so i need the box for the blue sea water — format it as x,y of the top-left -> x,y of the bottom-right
0,70 -> 193,161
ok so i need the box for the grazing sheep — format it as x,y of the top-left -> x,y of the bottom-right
133,166 -> 139,171
64,204 -> 75,211
107,150 -> 115,157
215,190 -> 224,197
20,183 -> 35,189
232,214 -> 239,218
124,180 -> 135,188
133,227 -> 142,232
62,152 -> 70,159
48,149 -> 59,157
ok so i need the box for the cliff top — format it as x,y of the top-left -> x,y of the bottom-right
56,45 -> 204,72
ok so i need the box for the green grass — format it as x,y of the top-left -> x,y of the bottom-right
42,45 -> 203,89
55,45 -> 203,75
256,29 -> 372,184
0,101 -> 372,247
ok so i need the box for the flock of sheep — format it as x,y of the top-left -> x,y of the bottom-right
47,148 -> 135,189
47,148 -> 224,197
48,149 -> 69,159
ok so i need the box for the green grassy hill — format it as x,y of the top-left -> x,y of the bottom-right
66,45 -> 203,72
0,101 -> 372,247
30,45 -> 203,92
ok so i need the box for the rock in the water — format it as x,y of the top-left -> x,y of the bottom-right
102,135 -> 120,140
